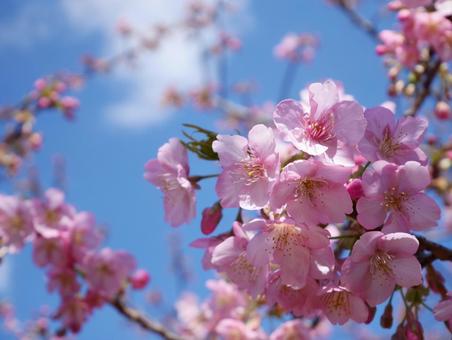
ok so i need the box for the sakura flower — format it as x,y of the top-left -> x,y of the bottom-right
213,124 -> 280,210
341,231 -> 422,306
271,159 -> 353,225
356,161 -> 440,232
82,248 -> 136,299
144,138 -> 196,227
211,222 -> 268,297
0,195 -> 34,251
32,188 -> 75,238
206,279 -> 246,319
274,33 -> 318,62
245,218 -> 335,288
190,236 -> 224,270
55,296 -> 90,333
270,319 -> 311,340
47,268 -> 80,297
266,271 -> 319,317
274,80 -> 366,156
318,285 -> 369,325
358,106 -> 428,164
434,292 -> 452,330
215,319 -> 266,340
32,235 -> 68,268
67,212 -> 102,261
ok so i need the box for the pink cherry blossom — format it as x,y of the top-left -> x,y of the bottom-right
32,235 -> 68,268
266,271 -> 319,317
47,268 -> 81,297
0,195 -> 34,251
215,319 -> 266,340
211,222 -> 268,297
274,33 -> 318,62
270,319 -> 311,340
271,159 -> 353,225
341,231 -> 422,306
67,212 -> 102,262
213,124 -> 280,210
356,161 -> 440,232
245,218 -> 335,288
82,248 -> 136,299
32,188 -> 75,238
144,138 -> 196,227
319,285 -> 369,325
358,106 -> 428,164
347,178 -> 364,201
55,296 -> 90,333
274,80 -> 366,157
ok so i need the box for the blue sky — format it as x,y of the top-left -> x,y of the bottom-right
0,0 -> 448,339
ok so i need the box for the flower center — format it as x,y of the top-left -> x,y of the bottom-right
382,187 -> 407,210
9,215 -> 24,231
306,114 -> 334,142
323,290 -> 349,315
370,251 -> 393,277
295,178 -> 325,200
379,127 -> 399,158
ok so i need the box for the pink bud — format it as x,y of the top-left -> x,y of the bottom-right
34,78 -> 47,91
347,179 -> 364,201
38,97 -> 51,109
434,101 -> 451,120
201,202 -> 222,235
130,269 -> 150,290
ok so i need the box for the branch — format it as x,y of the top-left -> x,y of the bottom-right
416,235 -> 452,266
404,59 -> 442,116
335,0 -> 379,41
110,297 -> 182,340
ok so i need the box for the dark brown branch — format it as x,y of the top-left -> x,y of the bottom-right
416,235 -> 452,266
335,0 -> 379,41
110,297 -> 182,340
405,59 -> 442,116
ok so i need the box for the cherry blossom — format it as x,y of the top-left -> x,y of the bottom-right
358,106 -> 428,164
356,160 -> 440,232
144,138 -> 196,227
274,80 -> 366,157
271,158 -> 353,225
341,231 -> 422,306
213,124 -> 280,210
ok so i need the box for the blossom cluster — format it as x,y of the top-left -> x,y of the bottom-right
0,189 -> 148,334
172,278 -> 328,339
0,75 -> 82,175
145,79 -> 444,331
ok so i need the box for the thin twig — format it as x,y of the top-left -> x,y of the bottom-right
335,0 -> 379,41
110,297 -> 182,340
405,59 -> 442,116
416,234 -> 452,266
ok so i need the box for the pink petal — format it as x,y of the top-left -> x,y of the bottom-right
402,193 -> 440,230
350,231 -> 383,262
308,81 -> 339,119
378,232 -> 419,256
349,294 -> 369,323
215,172 -> 240,208
365,269 -> 395,306
356,197 -> 386,229
397,161 -> 431,194
333,100 -> 366,145
273,99 -> 305,134
395,116 -> 427,147
390,256 -> 422,287
212,134 -> 248,168
248,124 -> 276,160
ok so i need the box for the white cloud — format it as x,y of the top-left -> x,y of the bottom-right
59,0 -> 250,129
1,0 -> 251,129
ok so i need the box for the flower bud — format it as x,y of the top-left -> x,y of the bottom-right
434,101 -> 451,120
201,202 -> 222,235
129,269 -> 150,290
347,178 -> 364,201
380,302 -> 393,328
